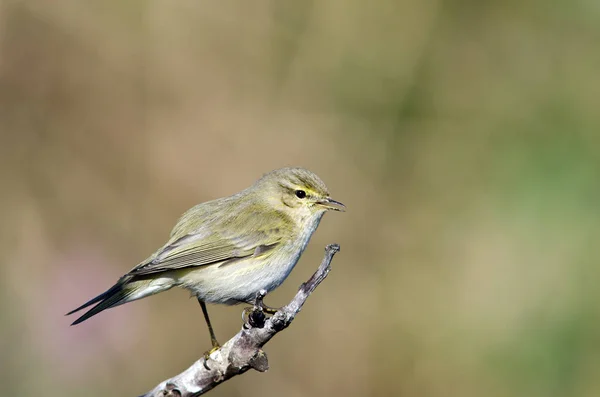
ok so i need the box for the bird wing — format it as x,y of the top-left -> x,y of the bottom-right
128,214 -> 289,277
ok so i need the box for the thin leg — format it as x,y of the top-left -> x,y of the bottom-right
260,303 -> 279,315
243,295 -> 279,314
198,298 -> 220,349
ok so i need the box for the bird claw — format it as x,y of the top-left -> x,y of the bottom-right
202,345 -> 220,370
242,289 -> 280,328
242,306 -> 266,328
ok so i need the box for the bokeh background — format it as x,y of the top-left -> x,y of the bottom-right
1,1 -> 599,396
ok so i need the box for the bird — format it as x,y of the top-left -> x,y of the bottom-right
67,167 -> 345,353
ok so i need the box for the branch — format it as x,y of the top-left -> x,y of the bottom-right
140,244 -> 341,397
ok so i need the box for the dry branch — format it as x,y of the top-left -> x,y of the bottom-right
140,243 -> 341,397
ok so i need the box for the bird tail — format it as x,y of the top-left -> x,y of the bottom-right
66,276 -> 174,325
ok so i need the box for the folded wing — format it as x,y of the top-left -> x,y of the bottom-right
129,223 -> 287,276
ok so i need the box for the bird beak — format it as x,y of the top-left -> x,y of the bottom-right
316,197 -> 346,212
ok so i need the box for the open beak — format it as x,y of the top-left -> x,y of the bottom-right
317,197 -> 346,212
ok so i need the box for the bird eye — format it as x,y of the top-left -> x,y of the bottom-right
295,190 -> 306,199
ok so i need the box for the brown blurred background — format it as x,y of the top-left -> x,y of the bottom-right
1,0 -> 599,396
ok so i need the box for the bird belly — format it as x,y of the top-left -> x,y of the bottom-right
177,245 -> 298,304
178,214 -> 323,304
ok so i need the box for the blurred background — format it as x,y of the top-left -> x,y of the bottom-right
1,0 -> 599,396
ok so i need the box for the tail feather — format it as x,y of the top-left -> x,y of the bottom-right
67,277 -> 174,326
65,282 -> 123,316
69,286 -> 135,326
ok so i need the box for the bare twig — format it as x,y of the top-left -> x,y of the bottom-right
140,244 -> 341,397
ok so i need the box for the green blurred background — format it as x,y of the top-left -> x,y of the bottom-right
1,1 -> 599,396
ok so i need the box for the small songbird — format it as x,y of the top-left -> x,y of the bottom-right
67,167 -> 345,353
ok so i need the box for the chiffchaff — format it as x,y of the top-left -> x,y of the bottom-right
67,167 -> 344,350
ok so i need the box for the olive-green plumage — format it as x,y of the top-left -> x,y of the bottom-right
67,167 -> 344,347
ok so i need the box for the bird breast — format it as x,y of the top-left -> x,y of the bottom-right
179,212 -> 324,304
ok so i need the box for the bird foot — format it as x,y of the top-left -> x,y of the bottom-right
202,344 -> 221,370
242,289 -> 280,328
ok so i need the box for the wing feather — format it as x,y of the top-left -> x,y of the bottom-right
127,199 -> 293,277
129,229 -> 288,277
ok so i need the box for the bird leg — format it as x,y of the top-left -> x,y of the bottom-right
198,299 -> 220,369
259,304 -> 279,314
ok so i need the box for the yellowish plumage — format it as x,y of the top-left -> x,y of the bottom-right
67,167 -> 344,347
